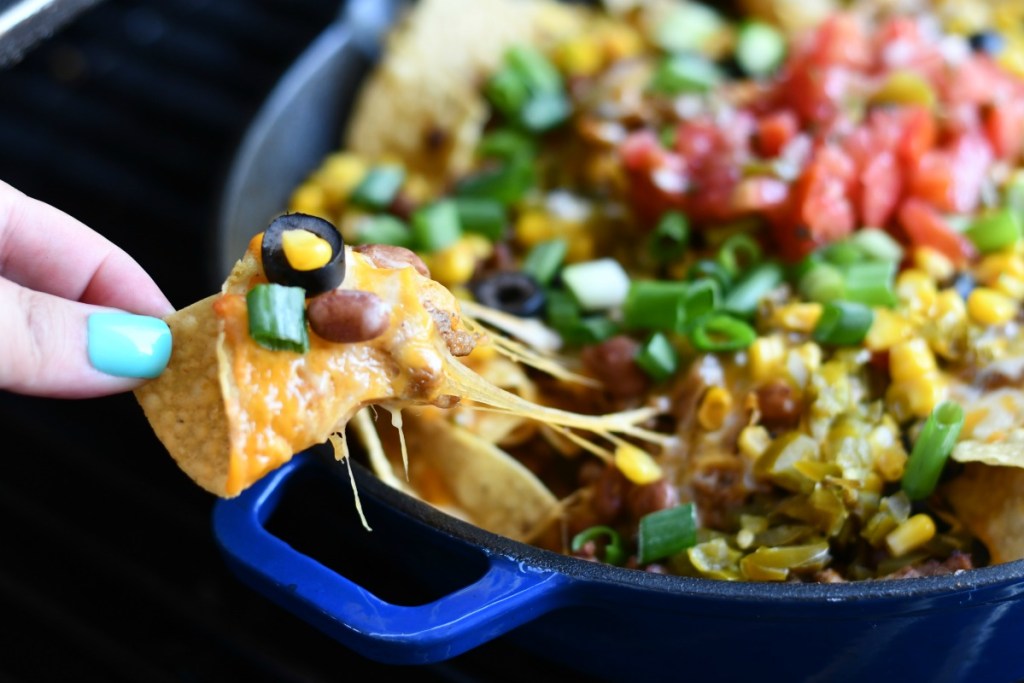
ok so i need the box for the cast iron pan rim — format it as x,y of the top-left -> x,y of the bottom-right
334,456 -> 1024,603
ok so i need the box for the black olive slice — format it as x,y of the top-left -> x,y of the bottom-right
261,213 -> 346,296
471,271 -> 546,318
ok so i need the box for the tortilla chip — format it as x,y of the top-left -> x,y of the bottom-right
952,429 -> 1024,469
369,409 -> 558,541
135,296 -> 231,495
345,0 -> 587,186
942,463 -> 1024,564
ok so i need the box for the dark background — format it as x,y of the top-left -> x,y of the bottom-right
0,1 -> 570,680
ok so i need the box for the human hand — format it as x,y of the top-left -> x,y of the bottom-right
0,180 -> 174,398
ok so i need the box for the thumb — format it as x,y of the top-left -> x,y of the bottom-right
0,277 -> 172,398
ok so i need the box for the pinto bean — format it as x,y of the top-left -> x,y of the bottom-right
626,479 -> 680,522
353,244 -> 430,278
591,464 -> 627,523
307,290 -> 390,343
581,335 -> 651,399
756,379 -> 802,431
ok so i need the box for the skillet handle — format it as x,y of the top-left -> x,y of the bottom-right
212,453 -> 570,665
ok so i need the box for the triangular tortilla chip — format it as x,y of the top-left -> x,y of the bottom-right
137,242 -> 663,497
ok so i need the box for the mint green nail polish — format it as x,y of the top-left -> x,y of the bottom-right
87,313 -> 172,379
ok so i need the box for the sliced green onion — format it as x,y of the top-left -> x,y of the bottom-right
820,240 -> 864,266
716,233 -> 763,276
561,258 -> 631,311
622,281 -> 688,331
477,128 -> 536,161
638,503 -> 698,564
635,332 -> 679,381
690,313 -> 756,352
521,238 -> 568,287
356,215 -> 413,247
812,300 -> 874,346
545,288 -> 581,329
722,261 -> 783,318
485,66 -> 530,117
841,260 -> 898,307
902,401 -> 966,501
453,198 -> 507,241
455,157 -> 535,205
965,207 -> 1023,253
411,200 -> 461,252
649,211 -> 690,264
734,21 -> 786,78
519,92 -> 572,132
571,525 -> 625,566
654,3 -> 724,53
683,279 -> 721,326
349,166 -> 405,210
559,316 -> 619,346
246,284 -> 309,353
849,228 -> 904,262
687,259 -> 733,293
650,53 -> 723,95
798,261 -> 845,303
506,45 -> 562,94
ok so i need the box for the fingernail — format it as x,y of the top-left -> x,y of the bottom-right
87,312 -> 172,379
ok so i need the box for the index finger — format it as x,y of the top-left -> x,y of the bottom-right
0,181 -> 174,317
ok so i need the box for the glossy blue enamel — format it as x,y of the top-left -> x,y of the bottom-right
214,452 -> 1024,682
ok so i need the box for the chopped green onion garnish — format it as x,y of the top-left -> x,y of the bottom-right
841,260 -> 898,307
650,53 -> 723,95
812,300 -> 874,346
687,259 -> 733,293
638,503 -> 698,564
622,280 -> 689,332
485,66 -> 530,117
571,525 -> 625,566
821,240 -> 864,266
477,128 -> 536,161
453,198 -> 507,241
349,166 -> 405,210
902,401 -> 966,501
411,200 -> 461,252
519,92 -> 572,132
455,156 -> 535,205
734,21 -> 786,78
649,211 -> 690,264
522,238 -> 568,287
849,228 -> 904,262
545,288 -> 581,329
690,313 -> 756,352
716,233 -> 763,276
356,215 -> 413,247
965,207 -> 1023,253
506,45 -> 562,94
246,284 -> 309,353
635,332 -> 679,381
654,3 -> 724,53
723,261 -> 783,318
683,278 -> 721,327
798,261 -> 845,303
560,317 -> 619,346
561,258 -> 631,311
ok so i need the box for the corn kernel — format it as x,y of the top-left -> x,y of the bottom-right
555,36 -> 603,77
865,308 -> 912,352
738,425 -> 771,461
402,174 -> 434,204
698,387 -> 733,431
889,339 -> 936,383
796,342 -> 822,373
428,239 -> 478,286
885,513 -> 936,557
565,231 -> 595,263
614,443 -> 663,485
968,287 -> 1018,326
887,371 -> 947,418
515,210 -> 556,247
912,247 -> 955,283
976,251 -> 1024,285
462,233 -> 494,260
281,229 -> 332,271
600,23 -> 643,61
749,335 -> 786,382
289,182 -> 328,216
316,152 -> 367,204
896,269 -> 937,316
771,303 -> 822,333
995,273 -> 1024,302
